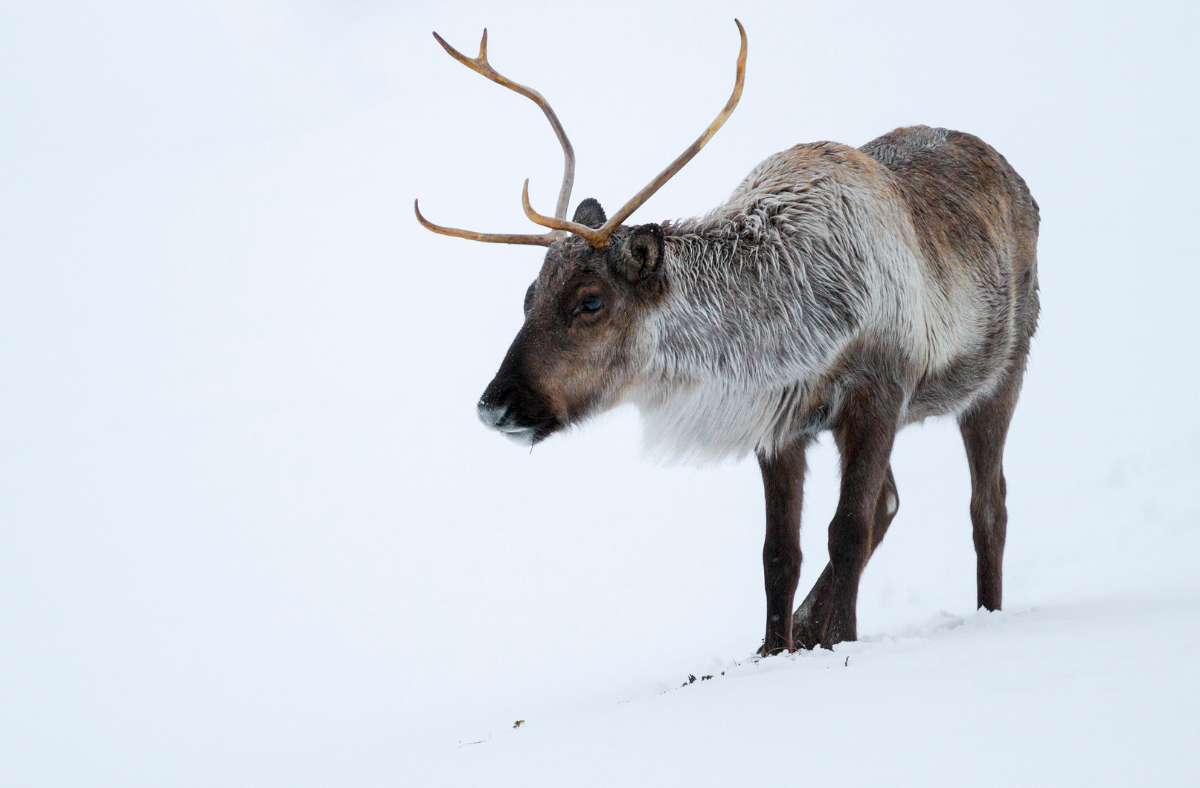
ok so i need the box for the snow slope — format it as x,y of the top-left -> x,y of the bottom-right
2,1 -> 1198,786
446,599 -> 1200,787
429,443 -> 1200,787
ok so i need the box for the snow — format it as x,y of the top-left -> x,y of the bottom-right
427,438 -> 1200,787
2,1 -> 1199,786
446,598 -> 1200,787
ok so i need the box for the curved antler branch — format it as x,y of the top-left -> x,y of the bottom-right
602,20 -> 747,233
415,200 -> 555,247
521,181 -> 603,245
431,29 -> 575,221
524,19 -> 748,248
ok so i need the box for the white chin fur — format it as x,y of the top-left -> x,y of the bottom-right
500,427 -> 536,446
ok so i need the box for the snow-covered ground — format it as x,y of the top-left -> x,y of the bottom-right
432,442 -> 1200,787
2,2 -> 1198,786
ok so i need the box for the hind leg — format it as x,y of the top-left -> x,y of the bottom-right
792,466 -> 899,649
959,363 -> 1026,611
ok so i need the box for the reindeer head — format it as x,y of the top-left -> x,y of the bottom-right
478,206 -> 669,444
414,22 -> 747,445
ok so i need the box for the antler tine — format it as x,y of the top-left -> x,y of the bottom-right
415,200 -> 555,247
521,181 -> 604,245
523,19 -> 748,248
431,29 -> 575,222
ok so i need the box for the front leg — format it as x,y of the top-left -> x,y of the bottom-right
821,387 -> 901,647
793,465 -> 899,649
757,438 -> 808,655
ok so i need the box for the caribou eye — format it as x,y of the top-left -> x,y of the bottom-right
575,294 -> 604,315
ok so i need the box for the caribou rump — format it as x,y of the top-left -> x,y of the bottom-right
416,21 -> 1040,653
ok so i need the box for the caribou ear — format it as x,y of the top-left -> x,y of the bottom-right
617,223 -> 665,281
571,198 -> 607,229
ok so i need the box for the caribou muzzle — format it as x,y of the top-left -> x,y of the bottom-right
477,377 -> 560,446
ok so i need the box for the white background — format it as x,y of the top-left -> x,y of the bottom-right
2,1 -> 1198,785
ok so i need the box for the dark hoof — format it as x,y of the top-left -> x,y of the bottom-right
791,622 -> 821,651
757,639 -> 795,657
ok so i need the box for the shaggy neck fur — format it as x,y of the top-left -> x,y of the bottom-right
626,151 -> 899,463
621,140 -> 1012,464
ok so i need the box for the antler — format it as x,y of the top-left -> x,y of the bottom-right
523,19 -> 748,248
414,29 -> 576,246
414,199 -> 556,246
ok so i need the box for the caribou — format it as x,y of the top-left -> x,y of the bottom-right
416,21 -> 1040,653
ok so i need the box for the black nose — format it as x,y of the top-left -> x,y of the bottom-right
477,401 -> 509,430
477,396 -> 538,445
